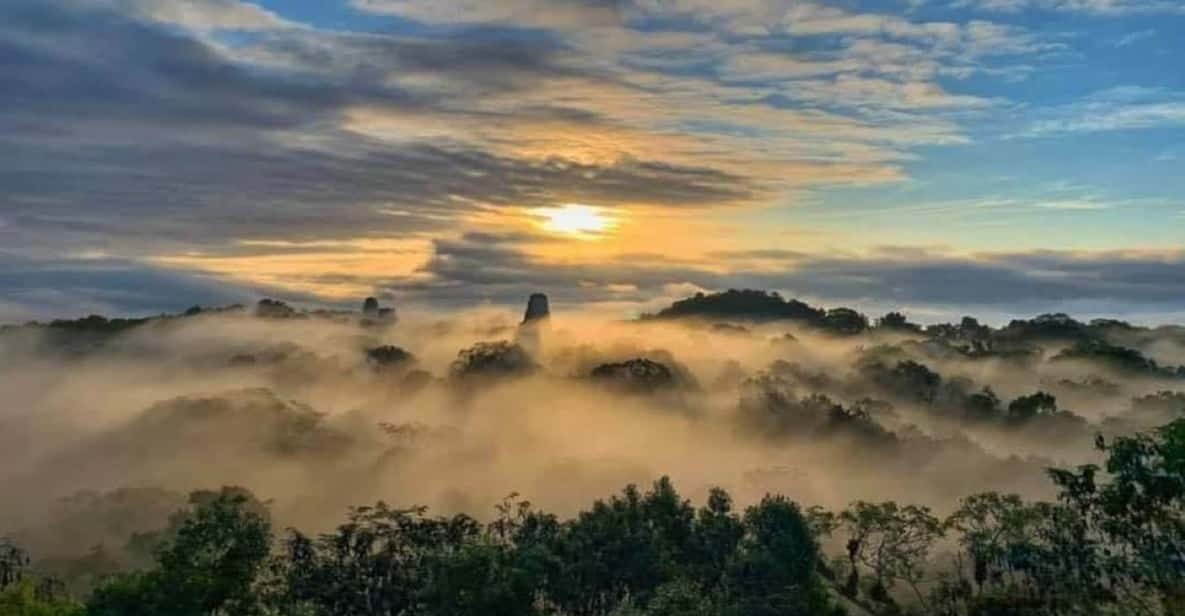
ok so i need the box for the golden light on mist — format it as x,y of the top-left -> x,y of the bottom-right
533,204 -> 617,238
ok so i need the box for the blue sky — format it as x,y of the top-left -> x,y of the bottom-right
0,0 -> 1182,322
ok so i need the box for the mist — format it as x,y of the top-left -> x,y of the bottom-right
4,293 -> 1182,573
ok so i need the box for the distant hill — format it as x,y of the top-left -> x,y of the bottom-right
643,289 -> 826,322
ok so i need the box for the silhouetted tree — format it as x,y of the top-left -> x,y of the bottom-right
255,299 -> 295,318
450,341 -> 535,381
820,308 -> 869,335
366,345 -> 414,369
87,489 -> 272,616
877,312 -> 921,332
590,359 -> 678,393
647,290 -> 824,323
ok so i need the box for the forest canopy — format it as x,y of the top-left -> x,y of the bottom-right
4,421 -> 1185,615
3,290 -> 1185,615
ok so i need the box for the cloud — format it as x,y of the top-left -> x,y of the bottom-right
2,0 -> 1177,321
382,234 -> 1185,318
0,0 -> 760,259
0,256 -> 303,322
950,0 -> 1185,14
1114,29 -> 1156,47
1031,199 -> 1111,210
107,0 -> 298,31
1020,87 -> 1185,136
351,0 -> 625,28
2,0 -> 1042,271
5,229 -> 1184,326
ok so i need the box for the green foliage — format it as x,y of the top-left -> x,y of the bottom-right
736,377 -> 896,446
836,501 -> 944,610
46,315 -> 148,335
449,341 -> 536,380
278,503 -> 490,616
590,359 -> 679,393
1053,339 -> 1180,377
365,345 -> 415,368
16,420 -> 1185,615
964,387 -> 1002,420
255,299 -> 296,318
820,308 -> 870,336
877,312 -> 921,333
1046,420 -> 1185,612
1005,392 -> 1059,422
86,489 -> 272,616
544,478 -> 697,615
0,542 -> 29,590
272,477 -> 836,616
1001,313 -> 1090,341
0,579 -> 83,616
927,419 -> 1185,615
0,541 -> 81,616
725,495 -> 836,616
646,289 -> 825,322
610,579 -> 722,616
861,359 -> 942,404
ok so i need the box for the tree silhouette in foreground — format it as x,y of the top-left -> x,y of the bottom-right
6,422 -> 1185,615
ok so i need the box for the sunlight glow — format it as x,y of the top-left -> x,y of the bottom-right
534,204 -> 617,237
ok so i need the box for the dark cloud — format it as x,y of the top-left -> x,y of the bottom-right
771,252 -> 1185,306
0,136 -> 754,257
0,2 -> 343,136
3,0 -> 1178,323
0,0 -> 755,259
0,256 -> 322,322
387,235 -> 1185,318
9,241 -> 1173,323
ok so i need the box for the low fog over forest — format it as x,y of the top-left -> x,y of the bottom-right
3,289 -> 1185,614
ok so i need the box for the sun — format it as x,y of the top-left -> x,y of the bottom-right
533,204 -> 617,237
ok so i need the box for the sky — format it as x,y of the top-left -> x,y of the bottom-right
1,0 -> 1183,323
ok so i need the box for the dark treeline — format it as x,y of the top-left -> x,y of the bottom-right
4,420 -> 1185,616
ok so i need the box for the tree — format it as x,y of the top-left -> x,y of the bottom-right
945,493 -> 1043,596
646,289 -> 825,323
820,308 -> 870,336
547,479 -> 695,615
862,359 -> 942,404
838,501 -> 944,610
280,502 -> 492,616
1,540 -> 29,589
0,579 -> 83,616
1053,339 -> 1165,375
964,387 -> 1002,421
1005,392 -> 1058,423
724,495 -> 836,616
611,578 -> 722,616
1049,420 -> 1185,612
449,341 -> 535,381
255,299 -> 295,318
0,540 -> 82,616
590,359 -> 679,393
877,312 -> 920,333
416,541 -> 540,616
689,488 -> 745,590
87,489 -> 272,616
366,345 -> 415,369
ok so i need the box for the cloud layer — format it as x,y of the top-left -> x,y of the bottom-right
1,0 -> 1182,320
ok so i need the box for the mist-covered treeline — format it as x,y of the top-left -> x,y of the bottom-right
3,289 -> 1185,614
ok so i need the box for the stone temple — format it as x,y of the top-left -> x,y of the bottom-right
522,293 -> 551,324
516,293 -> 550,355
362,296 -> 396,323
